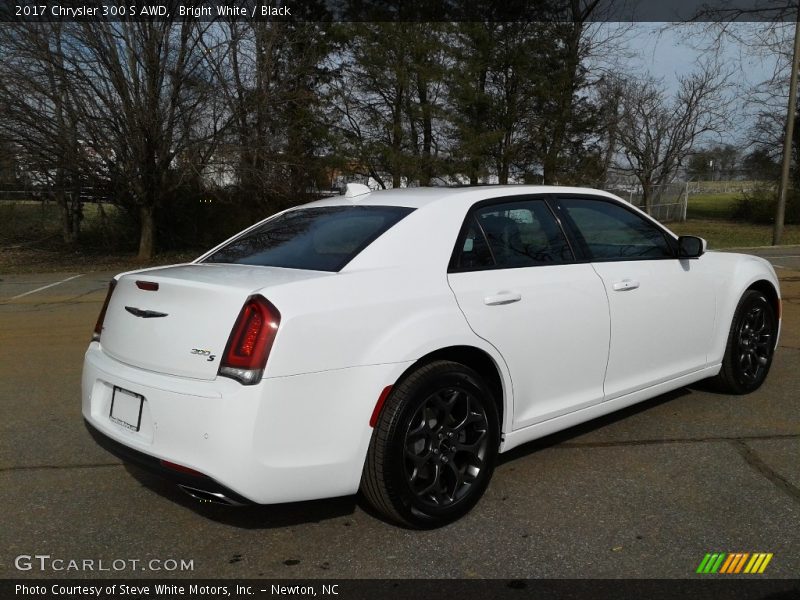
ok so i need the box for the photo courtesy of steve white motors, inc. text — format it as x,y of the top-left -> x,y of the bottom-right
15,583 -> 340,597
13,4 -> 293,18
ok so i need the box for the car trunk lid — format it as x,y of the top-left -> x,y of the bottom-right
99,264 -> 330,380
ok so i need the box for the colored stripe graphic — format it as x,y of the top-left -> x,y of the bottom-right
696,554 -> 713,573
719,553 -> 739,573
719,554 -> 736,573
745,554 -> 761,573
699,553 -> 773,574
711,553 -> 726,573
697,553 -> 727,574
758,552 -> 772,573
733,553 -> 750,573
721,553 -> 736,574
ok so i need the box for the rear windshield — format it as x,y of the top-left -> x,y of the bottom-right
202,205 -> 415,272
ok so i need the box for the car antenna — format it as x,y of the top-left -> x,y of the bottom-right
344,183 -> 371,201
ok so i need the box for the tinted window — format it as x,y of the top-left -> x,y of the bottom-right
203,206 -> 414,272
456,217 -> 495,269
560,198 -> 673,260
453,199 -> 573,270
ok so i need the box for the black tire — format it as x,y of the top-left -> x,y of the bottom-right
361,360 -> 500,528
710,289 -> 777,394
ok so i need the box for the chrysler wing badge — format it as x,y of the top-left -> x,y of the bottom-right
125,306 -> 168,318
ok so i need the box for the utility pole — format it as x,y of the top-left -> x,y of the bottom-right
774,13 -> 800,245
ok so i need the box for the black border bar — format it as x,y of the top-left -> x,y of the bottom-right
4,579 -> 800,600
3,0 -> 799,23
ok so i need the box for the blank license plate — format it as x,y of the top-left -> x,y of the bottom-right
109,386 -> 144,432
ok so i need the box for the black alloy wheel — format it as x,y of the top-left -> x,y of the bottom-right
361,360 -> 499,528
403,385 -> 490,509
712,290 -> 778,394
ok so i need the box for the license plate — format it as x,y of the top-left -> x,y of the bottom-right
109,386 -> 144,432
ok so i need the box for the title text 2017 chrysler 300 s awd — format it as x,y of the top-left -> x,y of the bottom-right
83,185 -> 780,527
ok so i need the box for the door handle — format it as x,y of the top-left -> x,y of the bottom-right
484,291 -> 522,306
612,279 -> 640,291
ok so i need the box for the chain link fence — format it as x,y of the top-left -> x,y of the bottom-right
605,182 -> 688,223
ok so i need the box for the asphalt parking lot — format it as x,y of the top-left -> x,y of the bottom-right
1,248 -> 799,579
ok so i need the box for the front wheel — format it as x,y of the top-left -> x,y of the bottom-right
711,289 -> 778,394
360,360 -> 499,528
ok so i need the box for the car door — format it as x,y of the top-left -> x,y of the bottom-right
555,195 -> 716,400
447,196 -> 610,430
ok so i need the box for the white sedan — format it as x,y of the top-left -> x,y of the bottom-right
83,185 -> 781,527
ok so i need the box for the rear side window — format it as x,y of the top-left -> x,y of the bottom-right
203,206 -> 414,272
559,198 -> 673,260
453,199 -> 573,270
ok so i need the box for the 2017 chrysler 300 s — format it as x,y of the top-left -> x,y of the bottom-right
83,185 -> 781,527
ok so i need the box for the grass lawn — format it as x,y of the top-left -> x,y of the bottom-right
0,201 -> 197,274
659,191 -> 800,249
0,200 -> 114,245
669,219 -> 800,249
686,193 -> 740,220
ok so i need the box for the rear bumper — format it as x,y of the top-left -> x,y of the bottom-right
82,343 -> 413,504
84,419 -> 252,505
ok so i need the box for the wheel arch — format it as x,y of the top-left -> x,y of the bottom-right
747,279 -> 781,323
391,345 -> 509,435
705,253 -> 782,365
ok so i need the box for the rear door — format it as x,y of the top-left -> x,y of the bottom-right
555,195 -> 716,399
447,196 -> 610,430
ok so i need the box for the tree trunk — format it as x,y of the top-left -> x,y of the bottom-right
499,162 -> 509,185
70,194 -> 82,243
57,191 -> 78,245
417,74 -> 433,186
391,82 -> 404,188
642,183 -> 652,215
498,131 -> 512,184
138,204 -> 155,260
542,148 -> 558,185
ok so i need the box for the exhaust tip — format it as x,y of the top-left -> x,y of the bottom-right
178,484 -> 245,506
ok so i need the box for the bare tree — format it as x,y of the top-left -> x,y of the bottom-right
0,15 -> 221,259
61,18 -> 220,259
614,64 -> 732,213
679,20 -> 794,156
0,21 -> 88,244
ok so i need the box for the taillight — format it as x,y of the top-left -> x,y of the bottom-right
135,280 -> 159,291
92,279 -> 117,342
219,295 -> 280,385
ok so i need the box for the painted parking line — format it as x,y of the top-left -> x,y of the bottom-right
5,274 -> 83,301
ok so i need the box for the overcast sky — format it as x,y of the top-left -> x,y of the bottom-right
616,22 -> 788,144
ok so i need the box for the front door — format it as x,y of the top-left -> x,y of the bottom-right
556,196 -> 716,399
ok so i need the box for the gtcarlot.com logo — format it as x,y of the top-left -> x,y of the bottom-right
15,554 -> 194,572
696,552 -> 773,574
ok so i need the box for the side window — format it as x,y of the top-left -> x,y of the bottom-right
456,217 -> 494,269
559,198 -> 674,261
453,199 -> 573,270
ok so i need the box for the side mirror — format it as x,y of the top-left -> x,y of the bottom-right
678,236 -> 706,258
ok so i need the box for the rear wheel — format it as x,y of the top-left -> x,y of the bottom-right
711,290 -> 777,394
361,360 -> 499,528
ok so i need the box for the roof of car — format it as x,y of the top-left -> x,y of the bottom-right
304,185 -> 622,210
